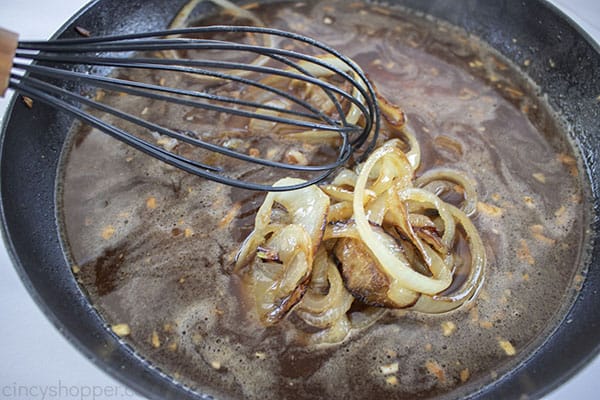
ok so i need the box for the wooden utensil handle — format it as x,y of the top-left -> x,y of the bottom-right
0,28 -> 18,96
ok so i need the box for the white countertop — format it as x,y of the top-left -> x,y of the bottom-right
0,1 -> 598,399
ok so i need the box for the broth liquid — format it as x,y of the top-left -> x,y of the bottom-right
58,1 -> 590,399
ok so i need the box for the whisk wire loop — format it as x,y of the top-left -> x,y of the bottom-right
13,53 -> 366,130
8,26 -> 380,191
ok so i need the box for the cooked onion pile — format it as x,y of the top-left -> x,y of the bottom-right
182,0 -> 486,346
235,88 -> 486,345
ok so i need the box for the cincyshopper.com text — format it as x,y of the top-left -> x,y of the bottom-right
1,380 -> 138,399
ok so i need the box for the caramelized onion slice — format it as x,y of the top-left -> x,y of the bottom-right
236,177 -> 329,269
248,224 -> 312,325
396,187 -> 456,249
415,168 -> 478,217
248,99 -> 291,134
306,315 -> 351,346
410,204 -> 486,313
326,201 -> 354,223
353,143 -> 452,295
363,139 -> 414,195
328,221 -> 420,308
331,168 -> 358,187
166,0 -> 273,80
296,249 -> 353,315
335,236 -> 419,308
377,91 -> 420,170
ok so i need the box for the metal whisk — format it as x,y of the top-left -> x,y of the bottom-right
0,26 -> 379,191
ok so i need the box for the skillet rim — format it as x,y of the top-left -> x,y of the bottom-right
0,0 -> 598,399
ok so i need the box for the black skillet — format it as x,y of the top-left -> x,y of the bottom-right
1,0 -> 599,399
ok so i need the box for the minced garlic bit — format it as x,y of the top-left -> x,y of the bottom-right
266,147 -> 279,160
477,201 -> 503,218
385,348 -> 397,358
210,360 -> 222,370
498,338 -> 516,356
22,96 -> 34,109
385,376 -> 398,386
554,205 -> 567,219
573,274 -> 585,291
532,172 -> 546,183
460,368 -> 470,383
75,26 -> 91,37
441,321 -> 457,337
94,89 -> 105,101
191,333 -> 203,346
530,224 -> 556,245
111,323 -> 131,337
184,228 -> 194,238
571,193 -> 582,204
101,225 -> 116,240
151,331 -> 161,348
371,59 -> 383,67
219,201 -> 242,229
379,362 -> 399,375
469,59 -> 483,68
479,321 -> 493,329
146,196 -> 157,210
285,149 -> 309,165
469,306 -> 480,323
479,290 -> 490,301
517,239 -> 535,265
71,265 -> 80,274
557,153 -> 577,166
425,360 -> 446,382
458,87 -> 477,100
156,136 -> 178,151
504,86 -> 524,99
255,352 -> 266,360
523,196 -> 535,209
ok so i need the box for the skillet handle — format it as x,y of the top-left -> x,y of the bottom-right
0,28 -> 18,97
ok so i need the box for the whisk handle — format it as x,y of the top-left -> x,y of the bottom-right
0,28 -> 18,96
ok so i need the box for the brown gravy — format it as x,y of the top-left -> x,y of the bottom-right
58,1 -> 590,399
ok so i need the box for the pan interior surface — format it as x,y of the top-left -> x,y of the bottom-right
1,1 -> 598,400
56,1 -> 594,399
